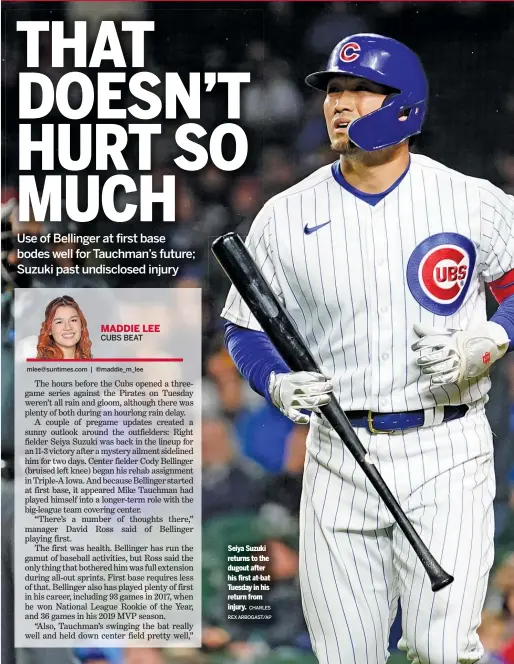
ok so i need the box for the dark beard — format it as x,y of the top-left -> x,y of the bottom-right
330,141 -> 366,159
331,140 -> 400,165
331,140 -> 366,162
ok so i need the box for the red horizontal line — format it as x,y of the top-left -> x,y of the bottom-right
7,0 -> 507,3
27,358 -> 183,362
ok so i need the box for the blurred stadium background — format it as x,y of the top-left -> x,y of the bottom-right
2,2 -> 514,663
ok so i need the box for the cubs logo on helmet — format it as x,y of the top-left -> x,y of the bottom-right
340,42 -> 361,63
407,233 -> 476,315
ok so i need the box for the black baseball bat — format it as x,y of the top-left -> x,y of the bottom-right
212,232 -> 453,592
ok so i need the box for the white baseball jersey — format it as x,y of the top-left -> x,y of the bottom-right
222,153 -> 514,413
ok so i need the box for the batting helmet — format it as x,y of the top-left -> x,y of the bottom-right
305,33 -> 428,151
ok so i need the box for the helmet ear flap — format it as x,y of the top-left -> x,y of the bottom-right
348,97 -> 426,151
382,92 -> 413,122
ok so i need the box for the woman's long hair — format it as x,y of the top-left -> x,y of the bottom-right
36,296 -> 92,359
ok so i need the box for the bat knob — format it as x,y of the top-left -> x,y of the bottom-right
431,572 -> 454,592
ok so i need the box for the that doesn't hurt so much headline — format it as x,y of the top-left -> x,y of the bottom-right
17,20 -> 252,224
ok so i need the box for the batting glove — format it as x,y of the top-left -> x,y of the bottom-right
412,322 -> 510,385
268,370 -> 333,424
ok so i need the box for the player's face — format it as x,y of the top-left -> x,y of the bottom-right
324,76 -> 389,155
51,305 -> 82,351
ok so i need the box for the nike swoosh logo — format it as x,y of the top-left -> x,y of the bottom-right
304,221 -> 331,235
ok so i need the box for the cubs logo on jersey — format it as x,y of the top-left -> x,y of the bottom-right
406,232 -> 476,315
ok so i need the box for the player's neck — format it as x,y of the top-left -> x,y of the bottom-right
340,145 -> 410,194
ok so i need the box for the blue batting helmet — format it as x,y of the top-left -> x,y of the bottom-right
305,34 -> 428,151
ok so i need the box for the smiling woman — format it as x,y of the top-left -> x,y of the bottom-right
36,295 -> 93,360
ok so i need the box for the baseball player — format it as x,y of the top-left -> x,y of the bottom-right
221,34 -> 514,664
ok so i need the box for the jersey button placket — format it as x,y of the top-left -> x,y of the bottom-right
364,205 -> 381,410
372,207 -> 393,413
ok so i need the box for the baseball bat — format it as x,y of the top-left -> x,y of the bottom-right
212,232 -> 453,593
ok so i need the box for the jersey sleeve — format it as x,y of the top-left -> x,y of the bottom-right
479,185 -> 514,300
221,203 -> 282,331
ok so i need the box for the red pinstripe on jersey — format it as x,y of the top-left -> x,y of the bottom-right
488,268 -> 514,303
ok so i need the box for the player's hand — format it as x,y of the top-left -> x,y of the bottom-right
412,322 -> 510,385
268,370 -> 333,424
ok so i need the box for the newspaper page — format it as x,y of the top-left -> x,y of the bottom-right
2,3 -> 514,664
